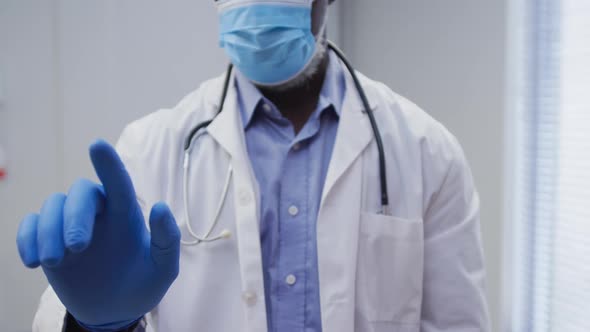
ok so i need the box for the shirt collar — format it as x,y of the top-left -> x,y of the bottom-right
235,50 -> 346,129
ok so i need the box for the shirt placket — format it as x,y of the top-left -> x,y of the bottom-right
275,139 -> 309,331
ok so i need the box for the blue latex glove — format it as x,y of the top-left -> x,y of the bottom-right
16,139 -> 181,330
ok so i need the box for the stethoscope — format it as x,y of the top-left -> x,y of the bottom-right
180,41 -> 389,246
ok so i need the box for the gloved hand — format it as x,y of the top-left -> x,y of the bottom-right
16,139 -> 181,330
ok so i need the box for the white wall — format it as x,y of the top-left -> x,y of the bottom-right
57,1 -> 227,187
338,0 -> 507,330
0,2 -> 61,330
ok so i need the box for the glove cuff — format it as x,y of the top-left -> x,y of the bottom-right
67,312 -> 143,332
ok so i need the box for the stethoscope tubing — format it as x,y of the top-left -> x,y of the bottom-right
327,42 -> 389,214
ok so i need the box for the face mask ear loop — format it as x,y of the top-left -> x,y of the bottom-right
317,14 -> 328,44
320,1 -> 328,35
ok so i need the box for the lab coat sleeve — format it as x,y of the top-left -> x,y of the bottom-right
420,127 -> 491,332
32,286 -> 66,332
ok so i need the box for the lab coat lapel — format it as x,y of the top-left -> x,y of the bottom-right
206,79 -> 268,332
206,82 -> 248,164
321,72 -> 377,204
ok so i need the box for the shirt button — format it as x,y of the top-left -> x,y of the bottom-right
239,190 -> 252,205
242,291 -> 257,306
262,103 -> 272,113
288,205 -> 299,216
286,274 -> 297,286
293,143 -> 302,151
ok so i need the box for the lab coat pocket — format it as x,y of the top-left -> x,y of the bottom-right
356,212 -> 424,324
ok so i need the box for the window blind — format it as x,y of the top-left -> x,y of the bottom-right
511,0 -> 590,331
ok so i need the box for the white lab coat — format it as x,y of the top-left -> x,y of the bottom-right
33,61 -> 490,332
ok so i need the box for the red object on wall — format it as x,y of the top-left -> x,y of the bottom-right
0,145 -> 6,181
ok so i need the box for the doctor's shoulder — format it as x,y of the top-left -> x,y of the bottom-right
362,74 -> 475,197
367,76 -> 467,154
114,74 -> 226,161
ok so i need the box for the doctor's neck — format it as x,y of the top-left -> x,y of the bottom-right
257,47 -> 329,134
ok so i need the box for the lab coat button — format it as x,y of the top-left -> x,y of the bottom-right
242,291 -> 257,306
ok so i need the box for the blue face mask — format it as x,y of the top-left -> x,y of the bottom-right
217,1 -> 317,86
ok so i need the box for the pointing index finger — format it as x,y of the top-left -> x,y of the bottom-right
89,139 -> 136,212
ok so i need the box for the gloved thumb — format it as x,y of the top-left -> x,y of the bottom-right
149,202 -> 180,279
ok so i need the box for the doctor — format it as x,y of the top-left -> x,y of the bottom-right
17,0 -> 490,331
